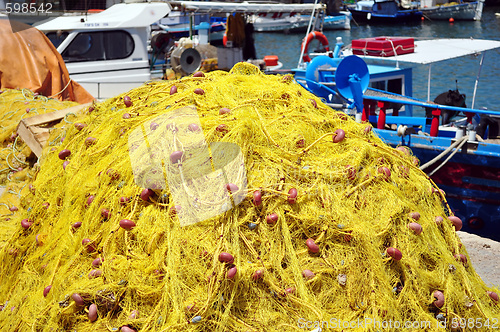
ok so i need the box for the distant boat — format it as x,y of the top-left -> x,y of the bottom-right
420,0 -> 485,21
348,0 -> 423,24
251,12 -> 351,32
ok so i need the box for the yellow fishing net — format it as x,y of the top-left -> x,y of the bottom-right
0,63 -> 498,332
0,89 -> 78,246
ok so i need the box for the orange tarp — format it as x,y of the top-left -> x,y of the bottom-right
0,19 -> 94,104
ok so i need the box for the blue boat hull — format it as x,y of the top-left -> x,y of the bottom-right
375,128 -> 500,241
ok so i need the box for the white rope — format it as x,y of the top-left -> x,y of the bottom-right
419,136 -> 468,172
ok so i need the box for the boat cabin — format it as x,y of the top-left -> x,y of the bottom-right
34,2 -> 171,100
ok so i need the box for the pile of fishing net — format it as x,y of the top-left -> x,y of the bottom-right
0,63 -> 498,332
0,89 -> 78,246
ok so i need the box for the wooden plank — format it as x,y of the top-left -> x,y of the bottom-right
16,102 -> 92,158
17,119 -> 43,158
23,103 -> 92,127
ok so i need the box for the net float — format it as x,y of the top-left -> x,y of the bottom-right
9,206 -> 18,212
169,85 -> 177,95
433,290 -> 445,308
487,291 -> 499,301
121,326 -> 136,332
248,222 -> 257,230
101,209 -> 110,219
193,71 -> 205,78
396,146 -> 411,155
86,195 -> 95,206
82,238 -> 96,252
188,123 -> 200,132
218,252 -> 234,264
378,167 -> 391,180
333,128 -> 345,143
72,222 -> 82,230
194,88 -> 204,95
285,287 -> 295,294
227,266 -> 237,279
88,303 -> 98,322
363,125 -> 372,134
74,122 -> 87,131
88,269 -> 102,278
122,113 -> 131,119
191,316 -> 202,323
288,188 -> 297,204
170,151 -> 184,164
409,212 -> 420,221
85,137 -> 96,146
386,247 -> 402,261
119,219 -> 136,231
345,165 -> 356,181
43,285 -> 52,297
123,95 -> 132,107
120,197 -> 130,205
226,183 -> 239,193
252,270 -> 263,280
150,122 -> 159,130
219,107 -> 231,115
448,216 -> 462,231
302,269 -> 315,280
252,190 -> 262,206
216,124 -> 228,133
408,222 -> 422,235
170,205 -> 181,215
58,149 -> 71,160
435,216 -> 443,225
21,219 -> 32,229
92,257 -> 103,267
306,238 -> 319,253
71,293 -> 84,306
140,189 -> 154,201
310,99 -> 317,108
129,310 -> 139,319
266,213 -> 279,224
454,254 -> 467,264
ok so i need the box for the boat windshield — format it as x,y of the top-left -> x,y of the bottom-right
46,31 -> 69,48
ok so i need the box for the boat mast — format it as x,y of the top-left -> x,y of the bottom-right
297,0 -> 321,68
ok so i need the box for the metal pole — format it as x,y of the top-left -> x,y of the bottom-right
471,52 -> 485,109
297,0 -> 320,68
427,64 -> 431,101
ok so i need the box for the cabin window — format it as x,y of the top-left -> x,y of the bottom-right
62,30 -> 134,63
46,31 -> 69,48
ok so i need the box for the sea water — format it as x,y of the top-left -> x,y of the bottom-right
253,6 -> 500,111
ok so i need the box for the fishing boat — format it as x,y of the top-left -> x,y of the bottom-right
155,10 -> 227,45
33,2 -> 172,100
250,11 -> 351,33
420,0 -> 485,21
348,0 -> 423,23
293,35 -> 500,241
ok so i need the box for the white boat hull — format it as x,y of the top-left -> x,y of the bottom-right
421,0 -> 484,21
252,13 -> 350,33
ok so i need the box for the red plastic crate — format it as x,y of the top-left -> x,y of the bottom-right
352,37 -> 415,57
264,55 -> 279,67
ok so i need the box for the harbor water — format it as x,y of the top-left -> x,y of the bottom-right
253,6 -> 500,111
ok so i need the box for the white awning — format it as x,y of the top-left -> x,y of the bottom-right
171,1 -> 326,14
346,38 -> 500,65
34,2 -> 171,31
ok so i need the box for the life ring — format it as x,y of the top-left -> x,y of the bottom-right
301,31 -> 330,63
